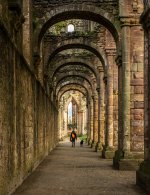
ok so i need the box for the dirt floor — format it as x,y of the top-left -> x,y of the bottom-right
12,139 -> 147,195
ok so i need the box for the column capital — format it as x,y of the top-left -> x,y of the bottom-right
119,16 -> 141,27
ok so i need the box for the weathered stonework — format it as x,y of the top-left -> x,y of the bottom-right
0,2 -> 58,195
0,0 -> 146,194
136,3 -> 150,194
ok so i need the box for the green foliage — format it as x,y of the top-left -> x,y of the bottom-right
55,21 -> 66,34
67,123 -> 77,129
78,134 -> 87,142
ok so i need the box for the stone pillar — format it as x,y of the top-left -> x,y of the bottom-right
113,20 -> 132,168
0,26 -> 20,194
113,59 -> 118,148
87,101 -> 91,142
96,71 -> 105,152
83,109 -> 86,134
114,16 -> 144,170
58,104 -> 63,140
23,0 -> 32,67
136,6 -> 150,194
89,98 -> 93,145
95,88 -> 101,151
78,111 -> 82,134
64,110 -> 67,135
102,51 -> 115,158
91,94 -> 98,148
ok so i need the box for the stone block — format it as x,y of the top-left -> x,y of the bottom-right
134,114 -> 144,120
131,86 -> 134,94
137,63 -> 144,71
136,161 -> 150,194
131,63 -> 138,71
102,147 -> 115,159
113,151 -> 143,171
134,86 -> 144,94
134,101 -> 144,109
131,79 -> 144,86
131,109 -> 144,115
131,94 -> 144,101
133,72 -> 143,79
130,101 -> 134,108
131,120 -> 144,127
118,159 -> 143,171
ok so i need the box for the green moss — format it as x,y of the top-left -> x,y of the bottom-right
55,21 -> 66,34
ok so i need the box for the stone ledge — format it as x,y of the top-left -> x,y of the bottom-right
136,160 -> 150,194
113,150 -> 144,170
117,159 -> 143,171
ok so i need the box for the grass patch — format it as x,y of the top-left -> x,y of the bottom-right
77,134 -> 87,142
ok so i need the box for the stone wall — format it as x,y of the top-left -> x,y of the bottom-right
0,15 -> 58,195
130,26 -> 144,151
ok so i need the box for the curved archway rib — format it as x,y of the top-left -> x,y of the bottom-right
47,43 -> 106,68
56,81 -> 92,98
57,83 -> 89,101
37,5 -> 119,48
55,75 -> 94,94
59,88 -> 86,102
50,60 -> 101,82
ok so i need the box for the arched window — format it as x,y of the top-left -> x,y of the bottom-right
68,102 -> 72,123
67,24 -> 75,33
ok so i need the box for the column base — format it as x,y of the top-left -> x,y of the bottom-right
91,141 -> 96,148
95,142 -> 103,154
136,160 -> 150,194
102,146 -> 115,159
87,138 -> 92,146
113,150 -> 144,171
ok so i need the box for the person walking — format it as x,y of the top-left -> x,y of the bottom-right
70,130 -> 77,147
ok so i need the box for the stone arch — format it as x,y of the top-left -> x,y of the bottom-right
57,83 -> 89,101
47,38 -> 107,68
64,95 -> 79,112
51,63 -> 100,88
59,88 -> 86,102
55,75 -> 94,95
49,58 -> 101,81
56,80 -> 92,99
36,4 -> 120,50
55,72 -> 95,95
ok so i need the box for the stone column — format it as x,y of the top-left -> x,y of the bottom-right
63,110 -> 68,135
91,94 -> 98,148
78,111 -> 83,134
96,71 -> 105,152
89,98 -> 93,145
23,0 -> 32,67
136,6 -> 150,194
58,103 -> 64,140
114,16 -> 144,170
113,19 -> 132,168
102,51 -> 115,158
113,59 -> 118,148
95,88 -> 101,152
87,101 -> 91,142
122,21 -> 131,152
